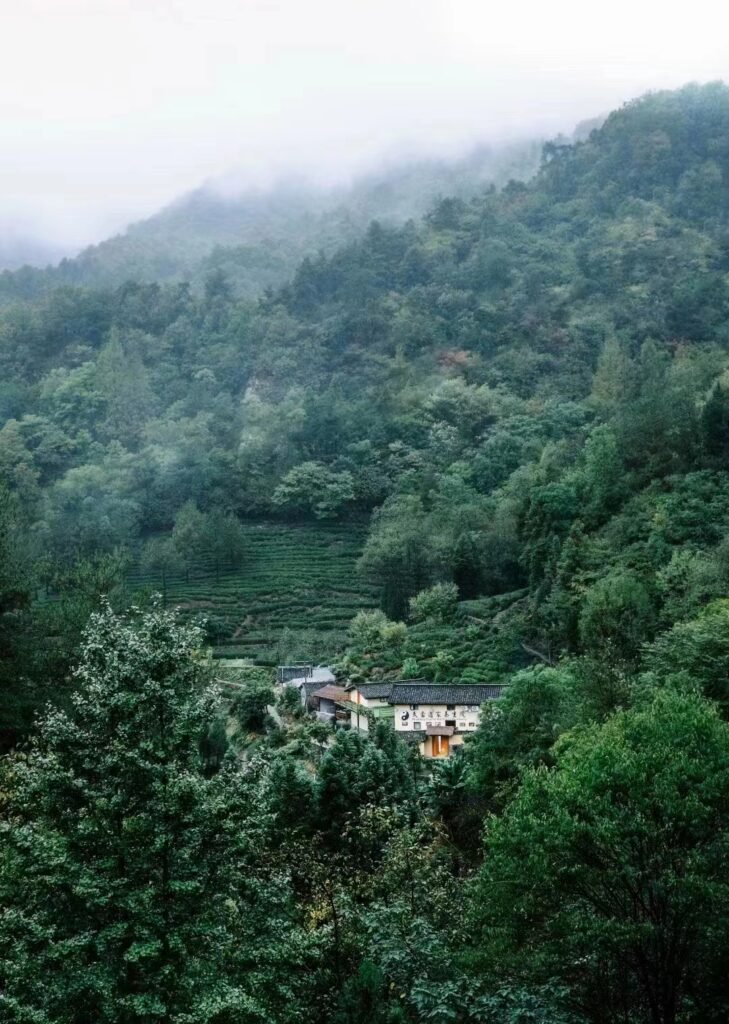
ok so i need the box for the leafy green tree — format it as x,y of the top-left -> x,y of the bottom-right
140,535 -> 184,605
349,610 -> 391,649
579,425 -> 626,525
337,814 -> 468,1023
203,508 -> 246,579
701,380 -> 729,460
520,478 -> 580,590
578,571 -> 655,662
400,656 -> 419,678
346,610 -> 408,671
0,485 -> 34,747
171,499 -> 207,577
409,582 -> 459,624
332,961 -> 391,1024
38,360 -> 106,436
0,418 -> 42,513
590,336 -> 634,412
0,603 -> 239,1022
45,445 -> 141,559
359,495 -> 439,618
617,340 -> 701,480
316,729 -> 415,857
232,673 -> 275,733
646,599 -> 729,713
272,461 -> 355,520
96,329 -> 156,448
472,690 -> 729,1024
262,753 -> 316,838
171,503 -> 245,581
432,649 -> 455,682
655,547 -> 723,626
467,666 -> 578,804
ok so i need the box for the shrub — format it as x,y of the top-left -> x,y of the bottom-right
409,581 -> 459,624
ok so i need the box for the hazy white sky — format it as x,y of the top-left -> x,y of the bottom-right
1,0 -> 727,249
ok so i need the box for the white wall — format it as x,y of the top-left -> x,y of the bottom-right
349,690 -> 390,733
393,703 -> 481,733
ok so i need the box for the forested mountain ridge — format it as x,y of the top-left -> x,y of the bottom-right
0,138 -> 542,299
6,81 -> 729,1024
3,82 -> 729,720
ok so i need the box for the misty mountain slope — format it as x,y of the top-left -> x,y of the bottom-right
0,234 -> 68,273
0,139 -> 542,300
4,83 -> 729,696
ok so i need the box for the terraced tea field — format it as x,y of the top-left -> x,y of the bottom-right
127,522 -> 378,665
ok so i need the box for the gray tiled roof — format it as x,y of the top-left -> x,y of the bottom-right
387,682 -> 505,705
350,681 -> 403,699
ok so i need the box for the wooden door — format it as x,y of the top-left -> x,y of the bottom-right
432,735 -> 449,757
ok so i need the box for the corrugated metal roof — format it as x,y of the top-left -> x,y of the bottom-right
387,682 -> 505,705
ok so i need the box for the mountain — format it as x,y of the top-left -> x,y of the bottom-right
4,80 -> 729,712
0,139 -> 542,302
6,82 -> 729,1024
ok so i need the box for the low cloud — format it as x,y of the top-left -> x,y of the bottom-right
1,0 -> 727,252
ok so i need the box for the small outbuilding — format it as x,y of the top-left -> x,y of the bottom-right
310,684 -> 350,724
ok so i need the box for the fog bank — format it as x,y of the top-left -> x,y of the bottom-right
1,0 -> 727,252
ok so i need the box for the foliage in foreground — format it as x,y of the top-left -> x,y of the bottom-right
4,608 -> 729,1023
0,605 -> 318,1023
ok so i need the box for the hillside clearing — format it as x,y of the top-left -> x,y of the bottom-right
127,521 -> 378,664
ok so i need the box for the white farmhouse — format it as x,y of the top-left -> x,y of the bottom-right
387,682 -> 504,758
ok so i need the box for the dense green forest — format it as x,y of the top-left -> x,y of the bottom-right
4,82 -> 729,1022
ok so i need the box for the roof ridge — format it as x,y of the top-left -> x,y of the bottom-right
390,680 -> 505,687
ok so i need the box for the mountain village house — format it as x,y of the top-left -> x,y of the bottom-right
344,679 -> 504,758
278,665 -> 337,708
310,684 -> 350,723
276,667 -> 505,758
341,681 -> 395,732
387,682 -> 504,757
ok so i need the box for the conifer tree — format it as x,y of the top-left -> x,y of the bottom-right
0,603 -> 233,1023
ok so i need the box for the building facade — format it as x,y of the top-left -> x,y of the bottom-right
277,665 -> 336,708
343,681 -> 396,733
387,682 -> 504,758
310,684 -> 350,724
278,672 -> 505,756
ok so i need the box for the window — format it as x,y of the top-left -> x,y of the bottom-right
414,721 -> 421,730
468,721 -> 476,728
458,721 -> 466,728
410,704 -> 420,710
446,704 -> 456,711
445,719 -> 456,727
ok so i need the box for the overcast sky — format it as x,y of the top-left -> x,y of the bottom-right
1,0 -> 728,250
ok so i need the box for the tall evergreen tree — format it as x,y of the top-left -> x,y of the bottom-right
0,603 -> 235,1023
